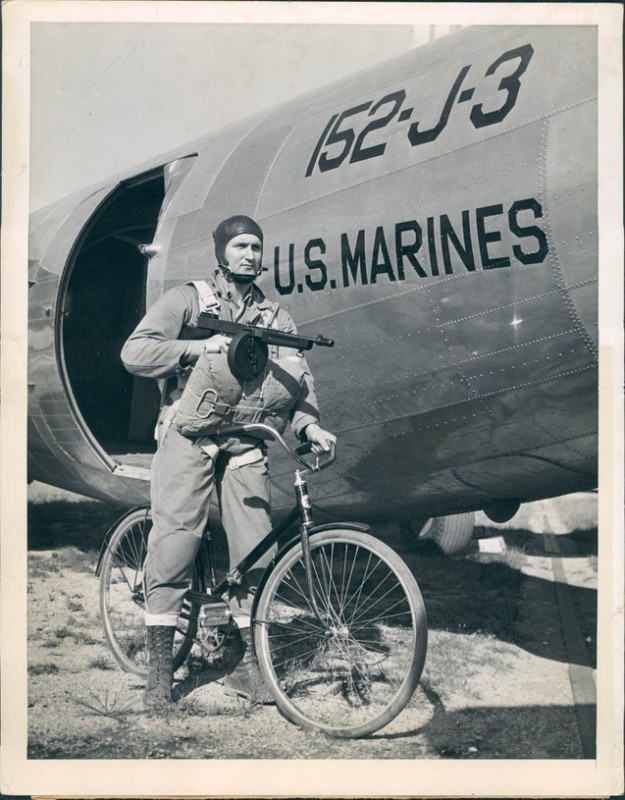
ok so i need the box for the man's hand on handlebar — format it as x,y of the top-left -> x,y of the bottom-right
303,423 -> 337,455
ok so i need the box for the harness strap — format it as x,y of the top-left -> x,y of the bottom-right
262,302 -> 280,328
188,280 -> 221,314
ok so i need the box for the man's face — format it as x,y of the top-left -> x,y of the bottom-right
224,234 -> 262,277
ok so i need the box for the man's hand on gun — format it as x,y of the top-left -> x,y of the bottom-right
183,315 -> 334,381
185,334 -> 232,361
186,329 -> 336,454
203,333 -> 232,354
304,423 -> 337,455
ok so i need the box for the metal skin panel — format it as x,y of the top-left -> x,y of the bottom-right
255,28 -> 596,515
28,185 -> 152,506
145,121 -> 267,306
258,27 -> 596,219
29,189 -> 108,263
543,102 -> 598,351
27,26 -> 598,520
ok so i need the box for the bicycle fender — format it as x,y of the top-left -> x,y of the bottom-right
94,505 -> 150,577
261,521 -> 371,579
250,522 -> 370,628
308,522 -> 370,534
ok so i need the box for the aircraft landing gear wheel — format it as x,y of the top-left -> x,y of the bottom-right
426,512 -> 475,555
254,529 -> 427,738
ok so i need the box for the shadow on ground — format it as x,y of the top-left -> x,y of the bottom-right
386,527 -> 597,669
28,495 -> 597,668
28,499 -> 125,552
476,525 -> 598,557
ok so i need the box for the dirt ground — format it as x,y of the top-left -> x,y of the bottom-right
27,483 -> 597,760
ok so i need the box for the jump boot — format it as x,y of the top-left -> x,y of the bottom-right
144,625 -> 176,712
223,627 -> 274,705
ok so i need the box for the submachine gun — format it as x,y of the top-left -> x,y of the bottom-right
182,311 -> 335,380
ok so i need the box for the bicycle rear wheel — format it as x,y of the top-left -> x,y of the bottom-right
254,528 -> 427,738
99,508 -> 201,677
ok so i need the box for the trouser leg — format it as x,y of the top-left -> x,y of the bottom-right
218,450 -> 277,704
217,451 -> 276,626
143,428 -> 216,709
144,427 -> 216,626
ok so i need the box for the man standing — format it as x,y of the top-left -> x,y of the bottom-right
122,215 -> 336,711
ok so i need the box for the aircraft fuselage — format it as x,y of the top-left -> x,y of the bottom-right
28,25 -> 598,520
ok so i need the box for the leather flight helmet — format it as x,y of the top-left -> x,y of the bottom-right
213,215 -> 264,268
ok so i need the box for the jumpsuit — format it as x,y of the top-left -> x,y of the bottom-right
121,272 -> 321,626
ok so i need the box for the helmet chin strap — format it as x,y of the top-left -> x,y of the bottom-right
218,262 -> 266,284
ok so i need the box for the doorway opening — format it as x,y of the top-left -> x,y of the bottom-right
60,169 -> 165,466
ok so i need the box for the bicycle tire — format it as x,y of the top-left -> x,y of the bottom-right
254,528 -> 427,738
99,507 -> 202,677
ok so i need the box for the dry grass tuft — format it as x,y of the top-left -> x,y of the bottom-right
89,654 -> 116,671
29,662 -> 60,676
68,683 -> 140,720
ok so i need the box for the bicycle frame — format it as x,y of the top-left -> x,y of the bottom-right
97,423 -> 352,628
184,424 -> 329,622
210,463 -> 366,627
98,423 -> 427,738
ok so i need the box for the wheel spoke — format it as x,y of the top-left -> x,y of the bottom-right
343,552 -> 387,626
318,543 -> 346,619
266,626 -> 323,655
349,600 -> 415,632
255,531 -> 426,738
309,552 -> 336,620
349,578 -> 412,629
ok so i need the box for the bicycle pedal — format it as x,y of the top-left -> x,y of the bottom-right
200,604 -> 231,627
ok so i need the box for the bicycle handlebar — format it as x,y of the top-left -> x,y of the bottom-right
218,422 -> 336,473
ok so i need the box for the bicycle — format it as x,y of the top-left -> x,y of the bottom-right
97,422 -> 428,738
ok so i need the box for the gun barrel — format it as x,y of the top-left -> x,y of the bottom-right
187,312 -> 334,350
256,329 -> 334,350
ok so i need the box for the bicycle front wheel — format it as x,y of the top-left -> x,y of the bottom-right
99,508 -> 201,677
254,528 -> 427,738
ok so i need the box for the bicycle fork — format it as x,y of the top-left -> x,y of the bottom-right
294,469 -> 329,627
